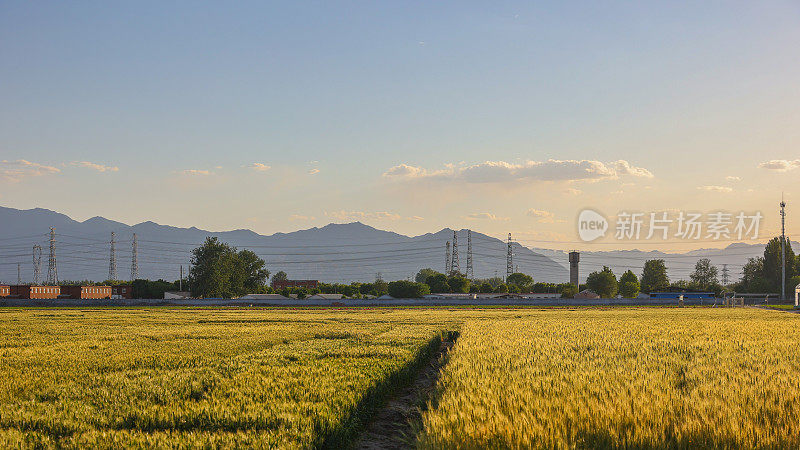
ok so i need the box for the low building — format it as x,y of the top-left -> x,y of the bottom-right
238,293 -> 290,300
111,285 -> 133,299
649,292 -> 715,300
0,285 -> 9,297
61,285 -> 112,299
272,279 -> 319,290
11,285 -> 60,299
164,291 -> 191,299
574,289 -> 600,299
307,293 -> 343,300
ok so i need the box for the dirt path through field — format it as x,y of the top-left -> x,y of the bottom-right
354,334 -> 456,449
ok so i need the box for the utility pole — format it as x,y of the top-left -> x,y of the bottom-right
32,245 -> 42,285
17,263 -> 21,285
781,196 -> 786,301
451,231 -> 460,275
179,265 -> 183,291
466,230 -> 474,279
109,232 -> 117,281
721,264 -> 730,285
47,227 -> 57,285
445,241 -> 451,274
131,233 -> 139,281
506,233 -> 513,279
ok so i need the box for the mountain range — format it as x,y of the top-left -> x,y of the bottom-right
0,206 -> 566,284
0,206 -> 790,285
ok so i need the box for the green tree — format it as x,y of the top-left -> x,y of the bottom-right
586,266 -> 618,298
506,273 -> 534,292
188,237 -> 269,298
763,237 -> 797,294
494,283 -> 508,293
478,282 -> 495,293
272,271 -> 288,283
560,283 -> 578,298
618,270 -> 640,298
415,268 -> 441,284
373,278 -> 389,297
690,258 -> 718,290
447,275 -> 471,293
387,280 -> 430,298
426,273 -> 450,293
640,259 -> 669,293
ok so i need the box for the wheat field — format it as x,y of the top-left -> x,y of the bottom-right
1,307 -> 798,448
417,308 -> 800,449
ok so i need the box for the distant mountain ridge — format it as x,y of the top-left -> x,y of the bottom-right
0,206 -> 567,284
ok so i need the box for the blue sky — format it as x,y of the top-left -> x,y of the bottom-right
1,1 -> 799,249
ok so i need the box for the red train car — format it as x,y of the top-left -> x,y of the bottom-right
11,285 -> 60,299
60,285 -> 112,300
0,285 -> 9,297
111,285 -> 133,299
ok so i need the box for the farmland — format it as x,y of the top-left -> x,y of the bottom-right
417,308 -> 800,448
0,307 -> 799,448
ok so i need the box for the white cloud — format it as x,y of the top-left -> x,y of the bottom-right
247,163 -> 271,172
289,214 -> 315,221
69,161 -> 119,172
725,176 -> 742,182
383,159 -> 653,184
308,168 -> 320,175
526,209 -> 556,223
758,159 -> 800,172
179,169 -> 212,176
564,188 -> 582,196
0,159 -> 60,182
464,212 -> 510,221
698,185 -> 733,193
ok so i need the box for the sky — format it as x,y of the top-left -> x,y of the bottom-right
1,1 -> 799,251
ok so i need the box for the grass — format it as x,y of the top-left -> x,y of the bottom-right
416,308 -> 800,448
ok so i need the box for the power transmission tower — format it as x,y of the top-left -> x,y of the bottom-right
780,196 -> 786,301
451,231 -> 460,275
109,232 -> 117,281
445,241 -> 451,274
47,227 -> 57,285
32,245 -> 42,285
131,233 -> 139,281
506,233 -> 513,278
466,230 -> 473,279
721,264 -> 730,285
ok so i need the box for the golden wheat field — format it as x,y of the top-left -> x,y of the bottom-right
417,308 -> 800,449
1,307 -> 798,449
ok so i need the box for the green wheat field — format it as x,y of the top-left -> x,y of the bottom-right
1,307 -> 798,448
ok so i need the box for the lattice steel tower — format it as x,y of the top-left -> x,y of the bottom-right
131,233 -> 139,281
466,230 -> 473,279
47,227 -> 57,285
506,233 -> 513,278
451,230 -> 460,274
32,245 -> 42,285
109,232 -> 117,281
445,241 -> 451,274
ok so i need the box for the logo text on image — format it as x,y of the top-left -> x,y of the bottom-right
578,210 -> 608,242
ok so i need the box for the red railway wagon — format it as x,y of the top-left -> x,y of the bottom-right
11,285 -> 60,299
60,285 -> 112,300
111,285 -> 133,299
